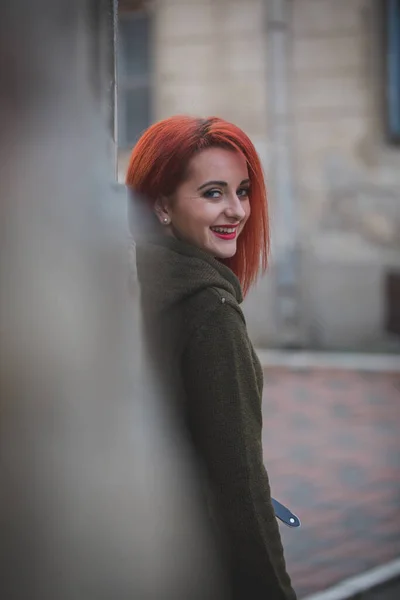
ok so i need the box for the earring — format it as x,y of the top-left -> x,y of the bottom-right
163,217 -> 169,224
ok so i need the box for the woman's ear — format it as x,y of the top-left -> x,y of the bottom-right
154,197 -> 171,226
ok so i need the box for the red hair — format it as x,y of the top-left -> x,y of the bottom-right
125,115 -> 269,295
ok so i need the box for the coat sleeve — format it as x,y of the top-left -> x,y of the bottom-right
181,300 -> 297,600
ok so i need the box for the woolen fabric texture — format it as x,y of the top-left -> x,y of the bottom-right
135,234 -> 297,600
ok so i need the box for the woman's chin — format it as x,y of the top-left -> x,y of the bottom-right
190,237 -> 238,259
212,242 -> 237,260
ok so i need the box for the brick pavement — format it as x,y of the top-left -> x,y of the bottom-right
261,367 -> 400,599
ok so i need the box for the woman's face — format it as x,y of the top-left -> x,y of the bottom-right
156,147 -> 251,259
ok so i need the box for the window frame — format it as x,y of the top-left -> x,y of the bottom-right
116,6 -> 152,151
385,0 -> 400,143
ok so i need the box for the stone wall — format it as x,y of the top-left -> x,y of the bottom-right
152,0 -> 269,165
291,0 -> 400,350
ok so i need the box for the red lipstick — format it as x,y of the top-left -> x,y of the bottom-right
210,224 -> 239,241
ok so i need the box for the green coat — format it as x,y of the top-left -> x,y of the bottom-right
136,235 -> 296,600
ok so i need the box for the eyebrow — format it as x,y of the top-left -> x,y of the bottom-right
197,178 -> 250,191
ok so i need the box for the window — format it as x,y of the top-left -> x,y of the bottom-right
116,1 -> 152,153
385,0 -> 400,142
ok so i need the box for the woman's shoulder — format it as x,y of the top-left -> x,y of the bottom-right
180,285 -> 247,342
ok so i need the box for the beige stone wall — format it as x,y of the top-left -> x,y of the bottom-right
291,0 -> 400,350
291,0 -> 400,243
153,0 -> 268,160
292,0 -> 380,238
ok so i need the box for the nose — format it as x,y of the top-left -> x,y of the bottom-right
224,193 -> 246,221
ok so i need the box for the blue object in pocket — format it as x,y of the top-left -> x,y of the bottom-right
271,498 -> 301,528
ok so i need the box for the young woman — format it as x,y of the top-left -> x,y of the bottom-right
126,115 -> 297,600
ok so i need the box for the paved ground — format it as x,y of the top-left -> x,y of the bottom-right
261,366 -> 400,599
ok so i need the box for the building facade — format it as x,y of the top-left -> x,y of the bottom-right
115,0 -> 400,352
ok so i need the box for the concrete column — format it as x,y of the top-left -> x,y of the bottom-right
266,0 -> 302,347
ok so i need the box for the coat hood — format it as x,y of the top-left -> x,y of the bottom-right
135,235 -> 243,316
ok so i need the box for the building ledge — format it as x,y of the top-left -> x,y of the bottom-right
256,349 -> 400,372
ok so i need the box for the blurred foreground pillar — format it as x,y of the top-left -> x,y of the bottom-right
0,2 -> 224,598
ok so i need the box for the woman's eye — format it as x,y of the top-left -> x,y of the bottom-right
237,187 -> 250,198
203,189 -> 222,199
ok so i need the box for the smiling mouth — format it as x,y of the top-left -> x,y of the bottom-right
210,225 -> 239,240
